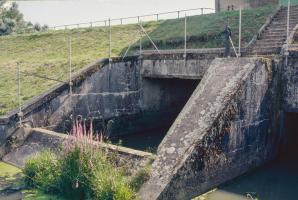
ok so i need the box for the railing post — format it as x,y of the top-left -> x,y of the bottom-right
178,11 -> 180,19
286,0 -> 290,65
90,22 -> 93,27
201,8 -> 204,15
156,14 -> 159,21
139,29 -> 142,56
120,18 -> 123,25
68,35 -> 72,95
17,63 -> 23,126
184,14 -> 187,60
109,18 -> 112,67
238,6 -> 242,57
138,16 -> 140,23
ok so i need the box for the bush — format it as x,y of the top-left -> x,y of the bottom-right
24,127 -> 136,200
23,150 -> 61,193
130,163 -> 151,192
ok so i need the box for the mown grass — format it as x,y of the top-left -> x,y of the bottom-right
0,5 -> 277,115
0,22 -> 160,115
132,5 -> 277,50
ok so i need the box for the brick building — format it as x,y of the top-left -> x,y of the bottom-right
215,0 -> 278,12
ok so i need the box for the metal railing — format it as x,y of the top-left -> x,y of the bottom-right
17,7 -> 215,34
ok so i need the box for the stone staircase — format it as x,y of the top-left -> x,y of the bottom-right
249,5 -> 298,55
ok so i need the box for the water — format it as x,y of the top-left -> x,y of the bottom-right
111,128 -> 167,152
197,158 -> 298,200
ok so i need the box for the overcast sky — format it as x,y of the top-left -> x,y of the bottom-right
14,0 -> 215,27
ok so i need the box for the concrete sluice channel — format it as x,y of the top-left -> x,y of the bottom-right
1,52 -> 298,199
197,158 -> 298,200
198,112 -> 298,200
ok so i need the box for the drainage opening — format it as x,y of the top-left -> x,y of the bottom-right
280,112 -> 298,160
110,78 -> 200,152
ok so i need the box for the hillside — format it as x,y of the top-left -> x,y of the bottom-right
0,5 -> 277,115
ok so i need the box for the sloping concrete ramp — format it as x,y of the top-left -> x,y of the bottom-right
139,58 -> 279,199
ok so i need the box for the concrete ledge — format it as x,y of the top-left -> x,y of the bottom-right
3,128 -> 154,169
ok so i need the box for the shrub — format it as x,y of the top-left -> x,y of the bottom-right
23,150 -> 61,193
24,119 -> 136,200
130,163 -> 151,192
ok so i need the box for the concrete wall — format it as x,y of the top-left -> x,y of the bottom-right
139,57 -> 283,200
283,50 -> 298,113
215,0 -> 278,12
2,128 -> 153,171
0,53 -> 218,157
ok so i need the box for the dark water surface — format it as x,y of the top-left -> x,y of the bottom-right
197,158 -> 298,200
111,128 -> 167,152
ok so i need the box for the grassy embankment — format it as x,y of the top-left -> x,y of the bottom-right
0,5 -> 276,116
0,161 -> 63,200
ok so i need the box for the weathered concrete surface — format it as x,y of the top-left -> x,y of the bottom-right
141,50 -> 225,80
139,57 -> 282,200
3,128 -> 153,170
283,50 -> 298,112
1,53 -> 217,156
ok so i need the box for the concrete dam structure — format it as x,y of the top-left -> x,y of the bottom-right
0,33 -> 298,200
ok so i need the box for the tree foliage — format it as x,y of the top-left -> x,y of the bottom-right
0,0 -> 48,35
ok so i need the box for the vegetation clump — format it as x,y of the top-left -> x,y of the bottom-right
23,120 -> 145,200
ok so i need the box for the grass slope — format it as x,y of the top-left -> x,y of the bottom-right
0,23 -> 160,115
133,5 -> 277,50
0,6 -> 276,115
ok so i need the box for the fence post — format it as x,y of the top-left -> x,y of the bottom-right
201,8 -> 204,15
184,14 -> 187,59
68,35 -> 72,94
138,16 -> 140,23
286,0 -> 290,65
17,63 -> 22,126
139,29 -> 142,56
238,6 -> 242,57
109,18 -> 112,67
156,14 -> 159,21
178,11 -> 180,19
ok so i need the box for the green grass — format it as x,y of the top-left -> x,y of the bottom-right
132,5 -> 277,50
0,161 -> 23,190
0,162 -> 64,200
279,0 -> 298,6
0,22 -> 160,115
24,189 -> 66,200
0,5 -> 277,116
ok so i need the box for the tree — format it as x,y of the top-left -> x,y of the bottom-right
0,0 -> 48,35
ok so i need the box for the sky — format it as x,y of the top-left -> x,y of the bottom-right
13,0 -> 215,27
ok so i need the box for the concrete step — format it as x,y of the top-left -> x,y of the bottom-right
250,47 -> 281,54
259,35 -> 287,40
274,16 -> 298,20
253,44 -> 284,49
258,39 -> 286,43
267,27 -> 295,31
260,31 -> 287,36
270,22 -> 298,27
257,38 -> 286,43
